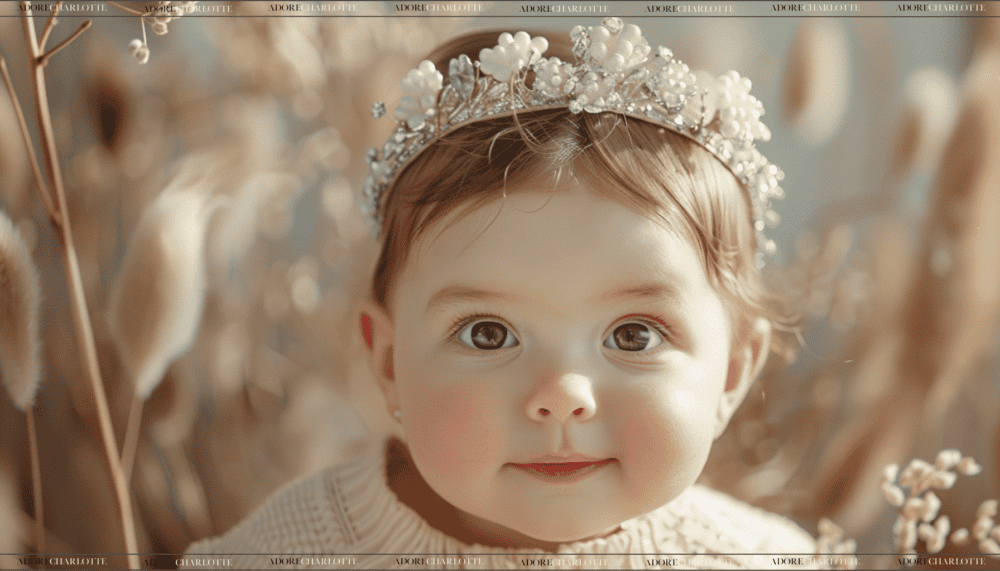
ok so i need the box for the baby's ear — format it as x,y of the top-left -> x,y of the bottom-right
715,317 -> 771,438
359,301 -> 398,414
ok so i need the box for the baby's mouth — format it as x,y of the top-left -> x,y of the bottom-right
508,458 -> 615,483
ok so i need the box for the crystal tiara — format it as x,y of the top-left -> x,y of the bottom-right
363,17 -> 785,266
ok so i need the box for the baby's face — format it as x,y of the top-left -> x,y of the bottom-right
386,180 -> 742,544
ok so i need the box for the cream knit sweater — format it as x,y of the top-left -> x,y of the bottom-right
186,439 -> 821,569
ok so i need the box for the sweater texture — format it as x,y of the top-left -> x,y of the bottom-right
186,438 -> 820,569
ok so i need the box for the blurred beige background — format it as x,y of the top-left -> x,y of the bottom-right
1,2 -> 998,566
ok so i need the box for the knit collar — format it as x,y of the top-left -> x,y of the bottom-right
328,436 -> 773,568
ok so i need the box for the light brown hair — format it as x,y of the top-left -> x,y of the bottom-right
370,31 -> 796,355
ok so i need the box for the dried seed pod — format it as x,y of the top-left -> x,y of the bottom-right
926,470 -> 958,491
107,189 -> 217,400
902,497 -> 925,520
897,518 -> 918,552
899,459 -> 934,488
882,463 -> 900,484
881,481 -> 906,507
936,516 -> 950,536
0,210 -> 42,411
921,491 -> 942,522
918,522 -> 936,542
951,528 -> 971,546
926,530 -> 946,554
974,516 -> 994,541
128,39 -> 150,64
958,456 -> 983,476
935,449 -> 962,471
979,500 -> 999,519
924,515 -> 951,553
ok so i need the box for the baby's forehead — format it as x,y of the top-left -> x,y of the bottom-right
400,182 -> 715,306
416,177 -> 697,260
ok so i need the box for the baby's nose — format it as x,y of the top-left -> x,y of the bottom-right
525,373 -> 596,423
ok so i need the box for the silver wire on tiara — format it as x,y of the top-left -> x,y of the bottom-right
364,17 -> 785,267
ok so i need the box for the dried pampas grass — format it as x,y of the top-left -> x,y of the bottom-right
781,20 -> 851,145
210,172 -> 300,277
107,187 -> 218,400
0,209 -> 45,553
887,68 -> 959,180
0,209 -> 42,411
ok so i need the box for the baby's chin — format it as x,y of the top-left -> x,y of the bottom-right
520,520 -> 625,546
457,503 -> 635,549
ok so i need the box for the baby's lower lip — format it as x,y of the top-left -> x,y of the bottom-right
509,459 -> 615,483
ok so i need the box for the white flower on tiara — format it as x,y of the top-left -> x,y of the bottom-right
580,19 -> 650,74
534,57 -> 575,100
716,71 -> 770,142
647,58 -> 697,110
395,60 -> 443,129
570,70 -> 617,113
479,31 -> 549,83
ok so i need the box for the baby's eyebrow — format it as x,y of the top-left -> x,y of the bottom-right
601,283 -> 681,304
425,285 -> 517,316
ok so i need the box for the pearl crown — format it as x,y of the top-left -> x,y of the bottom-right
364,18 -> 785,267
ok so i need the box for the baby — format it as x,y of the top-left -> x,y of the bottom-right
187,18 -> 817,569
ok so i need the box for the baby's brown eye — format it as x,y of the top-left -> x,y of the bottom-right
604,323 -> 663,352
458,320 -> 518,350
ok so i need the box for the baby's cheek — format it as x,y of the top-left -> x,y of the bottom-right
616,390 -> 711,499
406,382 -> 505,479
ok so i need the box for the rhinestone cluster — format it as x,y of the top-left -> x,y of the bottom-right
363,18 -> 785,266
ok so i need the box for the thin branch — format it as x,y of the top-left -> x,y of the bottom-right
105,1 -> 146,16
0,54 -> 59,222
121,395 -> 144,486
27,414 -> 44,553
27,412 -> 45,555
38,1 -> 64,51
21,8 -> 140,570
39,20 -> 92,66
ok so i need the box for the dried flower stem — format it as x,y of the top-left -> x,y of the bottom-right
39,21 -> 92,67
105,1 -> 147,16
19,8 -> 140,569
26,412 -> 44,554
37,1 -> 63,51
121,395 -> 143,485
0,55 -> 58,222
